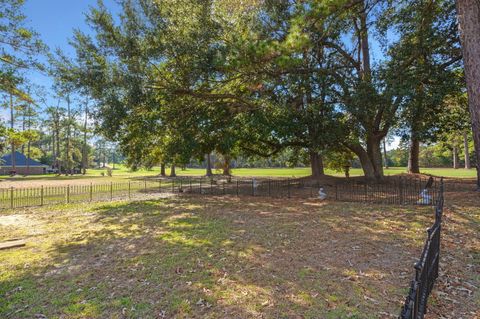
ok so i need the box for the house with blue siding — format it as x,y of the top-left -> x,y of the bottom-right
0,152 -> 49,175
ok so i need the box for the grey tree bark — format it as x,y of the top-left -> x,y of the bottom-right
383,139 -> 389,169
408,136 -> 420,174
457,0 -> 480,189
310,152 -> 325,177
464,132 -> 471,169
82,100 -> 89,175
170,164 -> 176,177
453,145 -> 460,169
205,153 -> 213,176
66,95 -> 72,175
222,155 -> 231,176
10,93 -> 16,172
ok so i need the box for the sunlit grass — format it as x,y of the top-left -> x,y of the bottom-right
0,165 -> 476,184
0,197 -> 444,318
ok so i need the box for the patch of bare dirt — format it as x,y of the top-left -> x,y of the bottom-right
0,177 -> 121,189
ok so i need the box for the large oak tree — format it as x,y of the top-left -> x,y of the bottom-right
456,0 -> 480,189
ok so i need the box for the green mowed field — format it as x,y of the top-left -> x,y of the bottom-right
0,166 -> 476,185
176,167 -> 478,178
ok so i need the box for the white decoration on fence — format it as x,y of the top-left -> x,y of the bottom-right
318,187 -> 327,200
253,178 -> 258,196
417,189 -> 432,205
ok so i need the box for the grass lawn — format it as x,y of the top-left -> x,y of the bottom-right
178,167 -> 478,178
0,195 -> 466,318
0,166 -> 476,189
411,167 -> 479,178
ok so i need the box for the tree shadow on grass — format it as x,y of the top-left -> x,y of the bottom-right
0,196 -> 439,318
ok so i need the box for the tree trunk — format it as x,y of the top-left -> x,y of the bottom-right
10,93 -> 16,173
457,0 -> 480,189
160,163 -> 166,176
170,164 -> 176,177
82,101 -> 89,175
359,5 -> 372,80
408,136 -> 420,174
348,143 -> 376,179
310,152 -> 325,177
55,126 -> 60,172
464,132 -> 471,169
26,103 -> 31,176
453,145 -> 460,169
10,145 -> 15,174
383,139 -> 389,169
346,3 -> 387,180
222,155 -> 231,176
51,127 -> 56,170
344,166 -> 350,178
206,153 -> 213,176
366,136 -> 384,179
21,112 -> 25,155
26,141 -> 31,176
54,106 -> 61,173
66,95 -> 72,175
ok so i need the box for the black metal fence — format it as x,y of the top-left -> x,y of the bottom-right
443,179 -> 478,192
0,176 -> 446,316
399,179 -> 444,319
0,175 -> 441,210
0,180 -> 171,209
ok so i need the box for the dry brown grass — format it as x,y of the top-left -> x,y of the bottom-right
0,193 -> 478,318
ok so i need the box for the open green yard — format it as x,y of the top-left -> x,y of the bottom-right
0,194 -> 478,318
0,166 -> 477,189
177,167 -> 479,179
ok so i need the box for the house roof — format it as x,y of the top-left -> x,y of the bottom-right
1,152 -> 48,167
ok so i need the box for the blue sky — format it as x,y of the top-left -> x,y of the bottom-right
24,0 -> 119,55
22,0 -> 119,91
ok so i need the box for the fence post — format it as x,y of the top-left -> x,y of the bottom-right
41,185 -> 44,206
128,181 -> 131,199
288,178 -> 291,198
399,177 -> 404,205
90,183 -> 93,202
66,185 -> 70,203
210,178 -> 213,195
172,179 -> 175,193
251,179 -> 254,196
110,182 -> 113,200
200,179 -> 202,194
236,179 -> 239,196
10,187 -> 14,209
144,179 -> 147,192
268,179 -> 271,197
223,181 -> 225,195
